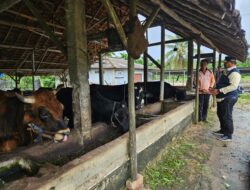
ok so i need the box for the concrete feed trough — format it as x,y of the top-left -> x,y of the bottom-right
5,101 -> 194,190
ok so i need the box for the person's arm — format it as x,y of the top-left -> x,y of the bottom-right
219,72 -> 241,94
210,72 -> 215,88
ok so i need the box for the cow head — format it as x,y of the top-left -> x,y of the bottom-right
134,85 -> 144,110
16,89 -> 70,142
111,101 -> 129,132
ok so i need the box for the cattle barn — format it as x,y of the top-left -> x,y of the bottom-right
0,0 -> 248,189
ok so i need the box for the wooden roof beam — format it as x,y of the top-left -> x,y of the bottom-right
6,10 -> 65,30
142,6 -> 160,32
148,38 -> 188,47
151,0 -> 219,52
0,0 -> 21,13
101,0 -> 127,48
0,44 -> 61,53
24,0 -> 66,56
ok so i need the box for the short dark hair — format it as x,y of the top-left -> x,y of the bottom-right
224,56 -> 236,64
201,59 -> 208,64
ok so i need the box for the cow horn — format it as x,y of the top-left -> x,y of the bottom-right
15,93 -> 36,104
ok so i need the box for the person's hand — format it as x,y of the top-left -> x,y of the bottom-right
209,88 -> 219,95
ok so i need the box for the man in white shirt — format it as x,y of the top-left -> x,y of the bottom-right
210,56 -> 241,142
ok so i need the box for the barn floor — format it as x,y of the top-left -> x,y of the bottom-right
142,104 -> 250,190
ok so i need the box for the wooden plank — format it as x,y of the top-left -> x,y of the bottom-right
0,0 -> 21,13
195,39 -> 201,124
186,39 -> 193,90
128,0 -> 137,181
101,0 -> 127,49
144,52 -> 161,69
148,38 -> 187,47
160,23 -> 165,101
142,6 -> 160,32
98,54 -> 104,85
24,0 -> 66,56
65,0 -> 92,144
151,0 -> 218,51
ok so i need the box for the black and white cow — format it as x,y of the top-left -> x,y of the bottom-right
91,83 -> 144,110
56,87 -> 129,132
137,81 -> 186,104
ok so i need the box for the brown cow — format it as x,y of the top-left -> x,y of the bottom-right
0,89 -> 70,152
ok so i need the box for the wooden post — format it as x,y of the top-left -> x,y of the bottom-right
65,0 -> 92,144
99,54 -> 104,85
212,49 -> 216,108
128,0 -> 137,181
15,72 -> 18,89
212,49 -> 216,74
143,31 -> 148,104
160,23 -> 165,101
218,53 -> 222,67
32,49 -> 35,91
195,39 -> 201,124
186,40 -> 194,90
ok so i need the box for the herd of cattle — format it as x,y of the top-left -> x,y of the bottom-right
0,81 -> 186,152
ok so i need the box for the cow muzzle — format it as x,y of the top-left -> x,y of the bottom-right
27,123 -> 70,143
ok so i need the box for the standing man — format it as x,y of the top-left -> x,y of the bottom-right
198,59 -> 215,122
210,56 -> 241,141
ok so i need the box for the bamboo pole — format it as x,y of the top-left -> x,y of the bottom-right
195,39 -> 201,124
160,23 -> 165,101
128,0 -> 137,181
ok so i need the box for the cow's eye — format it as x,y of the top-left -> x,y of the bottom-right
38,107 -> 51,121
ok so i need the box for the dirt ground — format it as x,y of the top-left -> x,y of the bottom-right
177,104 -> 250,190
144,102 -> 250,190
206,106 -> 250,190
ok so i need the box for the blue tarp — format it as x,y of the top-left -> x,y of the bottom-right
0,73 -> 4,78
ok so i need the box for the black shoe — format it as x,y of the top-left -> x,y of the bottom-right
212,130 -> 224,136
216,135 -> 232,142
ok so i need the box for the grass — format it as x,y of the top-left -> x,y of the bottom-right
240,74 -> 250,83
237,93 -> 250,111
143,137 -> 210,190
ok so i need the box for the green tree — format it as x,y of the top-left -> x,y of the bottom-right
165,35 -> 188,70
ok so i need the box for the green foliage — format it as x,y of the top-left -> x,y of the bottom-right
165,35 -> 188,70
40,76 -> 55,88
119,52 -> 128,60
237,58 -> 250,67
19,77 -> 33,91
